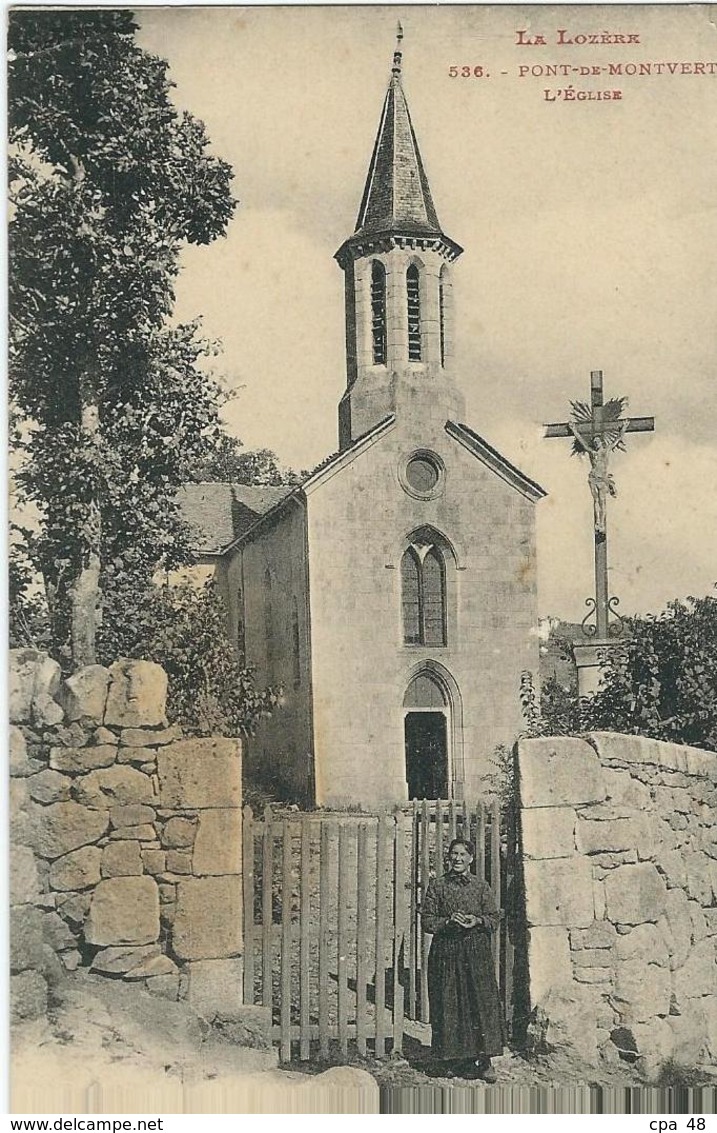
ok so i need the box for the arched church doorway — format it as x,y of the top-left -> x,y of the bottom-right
403,670 -> 450,799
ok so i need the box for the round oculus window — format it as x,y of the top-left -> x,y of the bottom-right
403,452 -> 443,497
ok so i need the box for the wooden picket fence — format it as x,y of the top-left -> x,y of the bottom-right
242,798 -> 512,1062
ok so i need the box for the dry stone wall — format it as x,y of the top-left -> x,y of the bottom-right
517,732 -> 717,1078
10,649 -> 244,1026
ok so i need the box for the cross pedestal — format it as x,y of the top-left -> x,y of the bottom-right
572,640 -> 612,698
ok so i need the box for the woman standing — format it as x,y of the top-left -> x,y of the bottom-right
420,838 -> 504,1081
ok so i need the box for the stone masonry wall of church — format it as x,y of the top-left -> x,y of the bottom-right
219,500 -> 313,802
10,649 -> 247,1031
518,732 -> 717,1077
306,418 -> 539,808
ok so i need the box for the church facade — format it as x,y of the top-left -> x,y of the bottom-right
183,43 -> 546,808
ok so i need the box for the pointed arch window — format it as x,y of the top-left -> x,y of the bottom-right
371,260 -> 387,365
401,539 -> 446,646
407,264 -> 422,361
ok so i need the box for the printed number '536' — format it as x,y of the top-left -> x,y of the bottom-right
449,65 -> 485,77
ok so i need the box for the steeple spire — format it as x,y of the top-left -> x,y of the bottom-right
351,28 -> 448,242
335,29 -> 465,451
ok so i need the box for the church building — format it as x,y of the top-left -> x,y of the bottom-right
182,40 -> 546,808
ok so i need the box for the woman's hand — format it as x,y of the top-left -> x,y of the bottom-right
450,912 -> 481,929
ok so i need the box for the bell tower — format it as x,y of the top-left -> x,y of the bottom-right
335,28 -> 465,451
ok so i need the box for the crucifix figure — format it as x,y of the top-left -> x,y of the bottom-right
545,370 -> 655,639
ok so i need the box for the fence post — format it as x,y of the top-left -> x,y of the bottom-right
280,818 -> 292,1062
356,821 -> 369,1056
337,822 -> 350,1058
375,813 -> 389,1056
242,804 -> 255,1005
419,799 -> 431,1022
408,801 -> 418,1020
476,801 -> 486,882
299,816 -> 311,1060
392,811 -> 406,1052
261,804 -> 273,1010
490,798 -> 502,981
318,819 -> 331,1060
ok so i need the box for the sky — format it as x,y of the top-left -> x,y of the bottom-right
136,5 -> 717,622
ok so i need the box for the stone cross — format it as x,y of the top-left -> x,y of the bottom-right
544,370 -> 655,640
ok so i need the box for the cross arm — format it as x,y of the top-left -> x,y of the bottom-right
544,416 -> 655,439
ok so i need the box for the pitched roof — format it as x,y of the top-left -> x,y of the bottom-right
446,421 -> 547,502
354,62 -> 442,240
178,482 -> 292,555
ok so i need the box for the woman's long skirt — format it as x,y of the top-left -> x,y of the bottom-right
427,929 -> 505,1062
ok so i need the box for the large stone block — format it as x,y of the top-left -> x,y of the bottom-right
120,724 -> 182,748
518,737 -> 606,808
523,857 -> 594,927
85,876 -> 160,946
101,840 -> 143,877
576,817 -> 636,855
602,769 -> 651,810
157,739 -> 242,809
50,745 -> 117,774
162,816 -> 197,848
604,863 -> 667,925
61,665 -> 111,724
193,809 -> 242,875
531,986 -> 601,1067
614,960 -> 671,1022
10,845 -> 41,906
28,769 -> 72,805
9,649 -> 62,726
72,765 -> 155,809
32,801 -> 109,860
173,876 -> 242,960
521,807 -> 576,860
185,957 -> 244,1020
615,923 -> 669,967
49,846 -> 102,891
526,926 -> 572,1001
91,943 -> 160,974
33,657 -> 65,727
104,660 -> 167,728
111,804 -> 156,828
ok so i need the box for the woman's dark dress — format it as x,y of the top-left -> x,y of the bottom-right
421,872 -> 505,1062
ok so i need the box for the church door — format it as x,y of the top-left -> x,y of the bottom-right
404,711 -> 448,800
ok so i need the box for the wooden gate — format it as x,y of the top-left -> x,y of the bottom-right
242,799 -> 513,1062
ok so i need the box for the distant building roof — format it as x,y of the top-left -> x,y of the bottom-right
178,482 -> 293,555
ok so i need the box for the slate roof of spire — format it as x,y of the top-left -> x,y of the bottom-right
353,49 -> 443,240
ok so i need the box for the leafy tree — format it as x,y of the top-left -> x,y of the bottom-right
197,432 -> 302,487
526,590 -> 717,752
587,592 -> 717,751
9,10 -> 235,668
99,579 -> 280,737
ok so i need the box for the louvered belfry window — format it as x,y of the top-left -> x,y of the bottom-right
401,542 -> 446,646
407,265 -> 421,361
439,269 -> 447,368
371,260 -> 387,365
